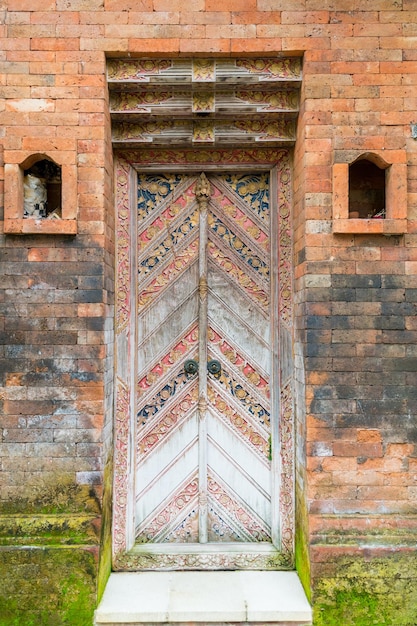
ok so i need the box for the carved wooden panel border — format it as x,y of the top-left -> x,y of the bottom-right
113,147 -> 294,570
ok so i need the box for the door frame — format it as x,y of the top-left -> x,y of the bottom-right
112,147 -> 295,570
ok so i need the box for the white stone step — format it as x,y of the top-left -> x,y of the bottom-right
94,571 -> 312,625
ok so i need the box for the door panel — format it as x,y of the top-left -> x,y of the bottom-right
207,282 -> 270,372
135,171 -> 274,546
138,263 -> 199,344
205,173 -> 271,543
136,173 -> 201,543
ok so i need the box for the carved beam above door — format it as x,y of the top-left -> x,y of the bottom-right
107,58 -> 302,147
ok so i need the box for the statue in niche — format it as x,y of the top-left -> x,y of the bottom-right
23,159 -> 62,219
23,173 -> 47,217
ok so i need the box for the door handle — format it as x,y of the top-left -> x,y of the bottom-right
185,359 -> 222,375
207,360 -> 221,375
184,359 -> 199,375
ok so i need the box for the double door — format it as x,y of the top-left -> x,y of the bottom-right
135,170 -> 279,547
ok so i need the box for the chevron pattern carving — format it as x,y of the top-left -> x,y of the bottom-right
135,172 -> 274,545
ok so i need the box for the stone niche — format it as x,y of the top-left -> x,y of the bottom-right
332,151 -> 407,235
4,153 -> 77,234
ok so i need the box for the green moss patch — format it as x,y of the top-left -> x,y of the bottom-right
0,546 -> 97,626
295,482 -> 311,601
314,554 -> 417,626
0,514 -> 99,546
0,474 -> 100,516
96,454 -> 113,603
0,476 -> 101,624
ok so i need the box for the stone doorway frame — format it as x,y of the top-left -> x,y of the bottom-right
112,147 -> 295,570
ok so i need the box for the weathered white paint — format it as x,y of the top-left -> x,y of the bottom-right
135,170 -> 276,552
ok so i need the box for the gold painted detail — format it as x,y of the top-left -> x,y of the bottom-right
236,89 -> 299,111
236,58 -> 301,80
113,152 -> 295,566
192,92 -> 215,113
119,148 -> 287,166
136,478 -> 199,542
113,120 -> 177,141
193,59 -> 216,82
108,58 -> 301,84
208,476 -> 270,540
280,382 -> 295,555
110,91 -> 173,112
138,208 -> 199,279
138,387 -> 199,456
108,59 -> 172,81
198,393 -> 208,416
195,172 -> 211,202
112,119 -> 295,144
138,188 -> 196,253
219,172 -> 269,224
235,119 -> 294,140
108,58 -> 301,146
137,172 -> 186,220
110,88 -> 298,117
193,120 -> 215,143
113,379 -> 130,555
116,159 -> 131,333
199,276 -> 208,299
137,327 -> 199,396
208,328 -> 269,399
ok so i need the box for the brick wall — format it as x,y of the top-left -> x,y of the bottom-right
1,1 -> 417,624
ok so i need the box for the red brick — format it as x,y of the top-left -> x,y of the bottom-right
30,38 -> 80,51
232,11 -> 281,25
282,10 -> 328,23
105,0 -> 152,8
332,442 -> 384,458
1,6 -> 417,621
8,0 -> 55,9
155,0 -> 204,9
206,0 -> 255,9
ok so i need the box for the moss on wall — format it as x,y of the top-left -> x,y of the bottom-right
313,553 -> 417,626
96,453 -> 113,603
0,475 -> 100,625
0,473 -> 100,516
295,520 -> 311,602
0,546 -> 98,626
295,481 -> 311,601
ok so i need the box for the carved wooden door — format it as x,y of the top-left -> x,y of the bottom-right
135,170 -> 277,547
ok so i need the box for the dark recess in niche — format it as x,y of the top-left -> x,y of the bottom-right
23,158 -> 62,219
348,159 -> 386,219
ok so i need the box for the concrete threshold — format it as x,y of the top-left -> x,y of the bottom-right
94,571 -> 312,625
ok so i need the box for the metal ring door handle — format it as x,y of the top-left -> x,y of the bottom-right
184,359 -> 199,375
207,360 -> 221,375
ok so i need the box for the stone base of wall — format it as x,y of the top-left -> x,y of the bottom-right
313,552 -> 417,626
0,541 -> 98,626
311,516 -> 417,626
0,478 -> 101,625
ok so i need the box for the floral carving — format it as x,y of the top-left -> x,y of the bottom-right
113,149 -> 295,568
115,158 -> 131,333
113,379 -> 130,556
114,549 -> 292,571
280,382 -> 294,556
192,59 -> 216,82
108,59 -> 172,81
136,479 -> 199,543
236,58 -> 302,80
